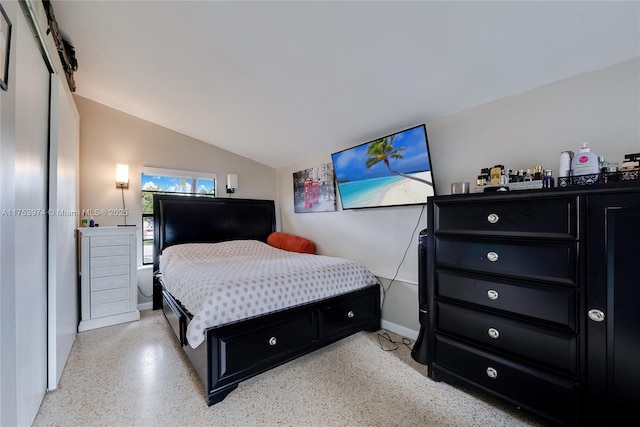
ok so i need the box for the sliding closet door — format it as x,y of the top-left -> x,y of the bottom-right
48,75 -> 80,389
13,5 -> 51,426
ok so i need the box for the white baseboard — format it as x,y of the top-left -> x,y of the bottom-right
78,311 -> 140,332
381,319 -> 419,341
138,302 -> 153,311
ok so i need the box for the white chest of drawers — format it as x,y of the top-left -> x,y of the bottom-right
77,226 -> 140,331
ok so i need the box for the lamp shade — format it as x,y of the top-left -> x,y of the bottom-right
116,164 -> 129,186
227,174 -> 238,189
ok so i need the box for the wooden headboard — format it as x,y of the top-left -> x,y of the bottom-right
152,194 -> 276,272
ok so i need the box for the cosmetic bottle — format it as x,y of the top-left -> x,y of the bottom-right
559,151 -> 573,178
571,143 -> 599,176
543,170 -> 555,188
598,156 -> 611,173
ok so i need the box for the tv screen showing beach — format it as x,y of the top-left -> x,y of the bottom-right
331,124 -> 435,210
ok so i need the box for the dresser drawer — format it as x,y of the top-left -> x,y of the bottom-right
91,244 -> 129,257
91,235 -> 130,247
319,293 -> 377,339
433,197 -> 578,239
218,313 -> 315,378
435,237 -> 577,285
90,254 -> 130,268
436,302 -> 577,375
92,274 -> 130,292
92,287 -> 130,305
91,264 -> 130,278
91,299 -> 130,318
434,335 -> 578,425
435,269 -> 577,330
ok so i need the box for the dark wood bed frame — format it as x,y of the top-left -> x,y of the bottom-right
152,194 -> 381,406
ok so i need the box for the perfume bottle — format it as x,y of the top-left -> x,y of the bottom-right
543,170 -> 555,188
598,156 -> 611,172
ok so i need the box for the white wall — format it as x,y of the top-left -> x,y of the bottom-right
277,58 -> 640,336
429,57 -> 640,194
75,96 -> 277,306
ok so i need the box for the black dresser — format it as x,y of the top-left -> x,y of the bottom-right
413,181 -> 640,426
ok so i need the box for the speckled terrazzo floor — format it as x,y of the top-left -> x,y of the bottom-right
33,310 -> 543,427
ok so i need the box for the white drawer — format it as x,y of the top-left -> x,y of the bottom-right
91,264 -> 130,278
91,255 -> 129,268
92,274 -> 129,292
91,245 -> 129,257
91,299 -> 130,318
91,236 -> 129,247
92,287 -> 129,305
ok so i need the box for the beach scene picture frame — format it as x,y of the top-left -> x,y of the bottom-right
331,124 -> 435,210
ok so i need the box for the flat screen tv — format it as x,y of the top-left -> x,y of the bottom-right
331,124 -> 436,210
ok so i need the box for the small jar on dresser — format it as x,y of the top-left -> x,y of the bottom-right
77,226 -> 140,332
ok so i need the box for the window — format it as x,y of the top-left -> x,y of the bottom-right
141,167 -> 216,265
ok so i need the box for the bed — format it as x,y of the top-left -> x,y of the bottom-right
152,194 -> 381,406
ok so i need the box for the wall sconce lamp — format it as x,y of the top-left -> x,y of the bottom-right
226,174 -> 238,194
115,163 -> 132,226
115,164 -> 129,189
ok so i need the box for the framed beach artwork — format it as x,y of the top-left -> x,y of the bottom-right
331,124 -> 436,210
293,163 -> 337,213
0,3 -> 11,91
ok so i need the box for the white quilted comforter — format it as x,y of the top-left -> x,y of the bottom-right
159,240 -> 379,349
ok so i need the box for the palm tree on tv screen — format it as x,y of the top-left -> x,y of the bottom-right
365,136 -> 433,186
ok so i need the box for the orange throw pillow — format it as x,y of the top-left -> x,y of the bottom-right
267,232 -> 316,254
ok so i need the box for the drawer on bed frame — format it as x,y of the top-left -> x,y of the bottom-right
319,292 -> 378,340
216,312 -> 316,379
162,290 -> 188,346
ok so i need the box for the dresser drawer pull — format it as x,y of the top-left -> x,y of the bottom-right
588,309 -> 605,322
268,336 -> 277,346
347,310 -> 355,318
487,290 -> 499,300
486,367 -> 498,379
487,328 -> 500,339
487,251 -> 499,262
487,213 -> 499,224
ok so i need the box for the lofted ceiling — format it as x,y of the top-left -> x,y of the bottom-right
51,1 -> 640,169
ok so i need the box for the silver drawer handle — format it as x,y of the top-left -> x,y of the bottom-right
268,336 -> 277,346
487,251 -> 499,262
347,310 -> 355,318
487,289 -> 499,300
486,367 -> 498,379
488,328 -> 500,339
487,213 -> 499,224
588,309 -> 605,322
